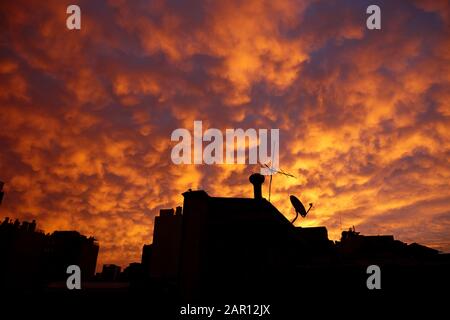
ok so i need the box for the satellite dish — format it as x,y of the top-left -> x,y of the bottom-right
290,195 -> 313,224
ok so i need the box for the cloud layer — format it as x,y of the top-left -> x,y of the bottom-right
0,0 -> 449,268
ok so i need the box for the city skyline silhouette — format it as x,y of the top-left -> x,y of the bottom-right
2,173 -> 449,301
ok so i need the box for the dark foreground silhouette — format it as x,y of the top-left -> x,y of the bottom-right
1,174 -> 449,316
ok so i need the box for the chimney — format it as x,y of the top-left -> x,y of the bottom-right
249,173 -> 265,200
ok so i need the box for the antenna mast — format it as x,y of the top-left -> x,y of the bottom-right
259,141 -> 296,202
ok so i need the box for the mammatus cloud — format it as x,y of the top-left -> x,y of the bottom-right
0,0 -> 449,268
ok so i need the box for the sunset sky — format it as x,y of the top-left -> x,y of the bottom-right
0,0 -> 449,269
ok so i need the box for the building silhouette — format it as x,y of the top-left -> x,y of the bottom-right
1,174 -> 449,301
141,244 -> 153,278
45,231 -> 99,281
0,218 -> 98,291
148,207 -> 182,280
100,264 -> 121,281
142,173 -> 450,300
0,218 -> 46,290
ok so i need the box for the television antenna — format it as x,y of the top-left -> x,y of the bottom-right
259,142 -> 296,202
